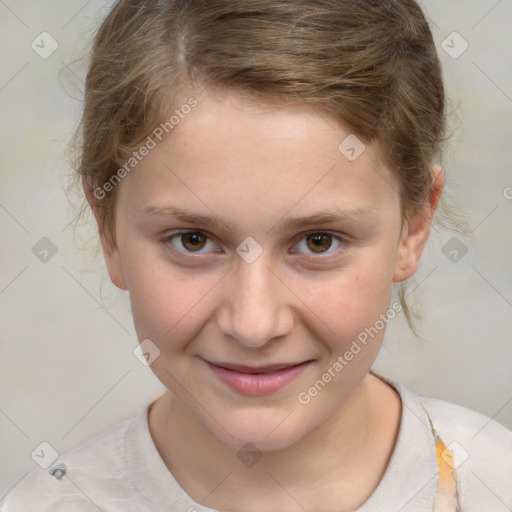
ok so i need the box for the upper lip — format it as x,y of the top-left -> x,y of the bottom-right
205,359 -> 312,374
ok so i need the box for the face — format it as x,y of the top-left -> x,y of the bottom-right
95,90 -> 437,451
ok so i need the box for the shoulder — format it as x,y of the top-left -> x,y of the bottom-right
0,411 -> 143,512
419,393 -> 512,450
374,372 -> 512,511
405,383 -> 512,511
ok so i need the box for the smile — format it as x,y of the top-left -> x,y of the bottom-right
204,359 -> 314,396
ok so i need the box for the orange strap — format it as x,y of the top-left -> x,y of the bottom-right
427,413 -> 463,512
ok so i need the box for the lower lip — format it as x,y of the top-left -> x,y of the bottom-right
205,360 -> 313,396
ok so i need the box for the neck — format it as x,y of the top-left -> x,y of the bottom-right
148,372 -> 401,511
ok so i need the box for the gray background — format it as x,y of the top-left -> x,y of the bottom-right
1,0 -> 511,500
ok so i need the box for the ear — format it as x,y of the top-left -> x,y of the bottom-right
393,165 -> 445,283
83,178 -> 128,291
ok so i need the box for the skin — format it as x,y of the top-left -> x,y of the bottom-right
86,89 -> 444,511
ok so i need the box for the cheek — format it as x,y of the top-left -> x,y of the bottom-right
298,264 -> 396,384
125,252 -> 219,348
303,259 -> 395,334
124,228 -> 397,355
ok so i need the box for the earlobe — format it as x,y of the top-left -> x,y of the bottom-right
392,220 -> 424,283
99,231 -> 128,291
83,178 -> 128,291
393,165 -> 445,283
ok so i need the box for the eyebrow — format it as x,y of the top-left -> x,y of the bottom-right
142,205 -> 376,232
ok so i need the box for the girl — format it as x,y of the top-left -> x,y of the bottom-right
2,0 -> 511,510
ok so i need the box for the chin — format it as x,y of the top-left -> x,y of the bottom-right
205,407 -> 310,453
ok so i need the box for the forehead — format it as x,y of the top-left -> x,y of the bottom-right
116,90 -> 400,225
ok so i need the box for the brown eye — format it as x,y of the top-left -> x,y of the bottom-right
163,231 -> 215,254
181,232 -> 207,252
305,232 -> 333,253
293,231 -> 344,257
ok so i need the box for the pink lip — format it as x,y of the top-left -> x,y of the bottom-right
205,359 -> 313,396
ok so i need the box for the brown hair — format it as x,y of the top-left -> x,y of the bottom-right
73,0 -> 449,331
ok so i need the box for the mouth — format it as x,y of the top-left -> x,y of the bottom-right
207,360 -> 312,374
203,359 -> 315,395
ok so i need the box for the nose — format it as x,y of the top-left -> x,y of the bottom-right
216,255 -> 295,348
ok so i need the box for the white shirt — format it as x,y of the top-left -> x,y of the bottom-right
2,373 -> 511,511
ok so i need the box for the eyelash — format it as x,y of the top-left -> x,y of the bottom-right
160,230 -> 347,260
